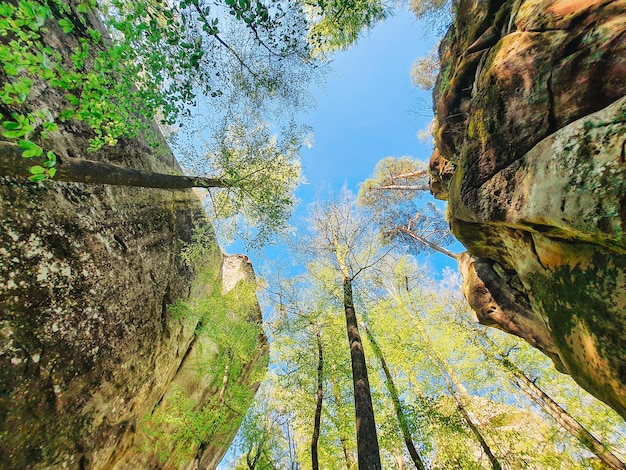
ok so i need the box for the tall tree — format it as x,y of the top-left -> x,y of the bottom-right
367,257 -> 504,469
1,118 -> 303,247
312,329 -> 324,470
357,156 -> 456,259
0,0 -> 317,245
305,191 -> 390,469
1,0 -> 316,162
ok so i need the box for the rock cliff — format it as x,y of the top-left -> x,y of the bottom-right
0,5 -> 268,468
430,0 -> 626,418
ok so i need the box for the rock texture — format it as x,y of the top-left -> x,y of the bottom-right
0,5 -> 267,468
431,0 -> 626,418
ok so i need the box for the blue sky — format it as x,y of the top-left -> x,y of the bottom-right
231,5 -> 461,276
219,9 -> 457,466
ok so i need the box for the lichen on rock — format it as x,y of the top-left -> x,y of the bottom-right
0,4 -> 268,469
431,0 -> 626,418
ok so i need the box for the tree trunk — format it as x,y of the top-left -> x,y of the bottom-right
343,278 -> 382,470
398,284 -> 502,470
372,184 -> 430,191
1,141 -> 230,189
363,325 -> 426,470
218,349 -> 233,404
311,330 -> 324,470
473,330 -> 626,470
510,372 -> 625,470
436,359 -> 502,470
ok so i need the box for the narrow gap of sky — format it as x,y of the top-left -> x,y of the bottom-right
228,5 -> 462,276
219,9 -> 456,468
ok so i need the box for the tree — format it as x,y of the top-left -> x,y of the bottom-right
302,0 -> 389,56
264,272 -> 329,469
0,0 -> 315,155
411,49 -> 439,90
364,257 -> 566,469
311,328 -> 324,470
305,190 -> 390,469
442,287 -> 626,470
0,0 -> 318,245
358,156 -> 456,258
1,116 -> 303,246
379,264 -> 503,470
363,324 -> 427,470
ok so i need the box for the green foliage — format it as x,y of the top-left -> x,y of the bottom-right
303,0 -> 389,55
202,117 -> 305,248
234,245 -> 625,468
142,228 -> 266,463
143,387 -> 238,465
411,48 -> 439,90
180,224 -> 218,266
0,0 -> 313,189
357,156 -> 455,257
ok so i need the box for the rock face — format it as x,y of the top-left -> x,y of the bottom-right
431,0 -> 626,418
0,5 -> 267,468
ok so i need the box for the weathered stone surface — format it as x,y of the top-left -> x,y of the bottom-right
431,0 -> 626,418
0,4 -> 267,468
108,255 -> 268,470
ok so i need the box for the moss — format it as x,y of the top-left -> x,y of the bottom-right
142,241 -> 268,465
528,257 -> 626,415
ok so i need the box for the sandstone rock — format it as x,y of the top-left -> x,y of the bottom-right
0,4 -> 267,468
431,0 -> 626,418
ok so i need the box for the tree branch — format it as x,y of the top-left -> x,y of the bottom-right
396,226 -> 459,259
372,184 -> 430,191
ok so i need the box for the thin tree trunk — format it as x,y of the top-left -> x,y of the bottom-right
312,330 -> 324,470
473,330 -> 626,470
247,444 -> 261,470
435,358 -> 502,470
1,141 -> 230,189
218,350 -> 233,404
396,226 -> 458,259
372,184 -> 430,191
343,278 -> 382,470
394,170 -> 428,179
363,325 -> 426,470
399,284 -> 502,470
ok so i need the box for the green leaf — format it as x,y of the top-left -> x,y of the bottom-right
20,140 -> 43,158
65,94 -> 79,106
3,121 -> 20,130
29,165 -> 46,175
4,63 -> 21,76
43,121 -> 58,132
2,129 -> 25,138
0,3 -> 14,17
59,109 -> 75,120
87,28 -> 101,43
47,167 -> 57,177
22,147 -> 43,158
29,173 -> 47,183
58,18 -> 74,33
